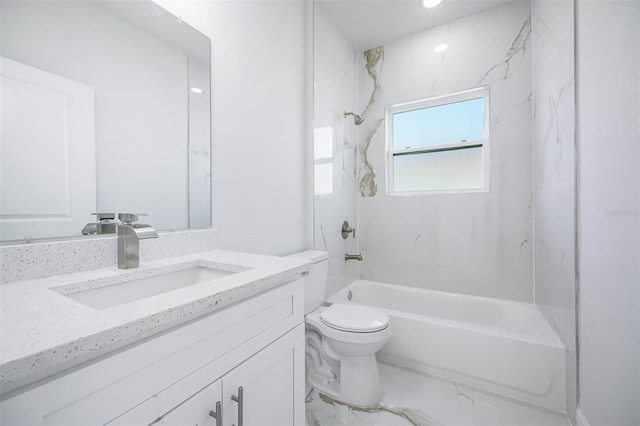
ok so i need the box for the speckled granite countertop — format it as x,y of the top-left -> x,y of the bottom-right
0,250 -> 309,395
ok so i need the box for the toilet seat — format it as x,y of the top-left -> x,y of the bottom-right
320,303 -> 390,333
306,306 -> 391,345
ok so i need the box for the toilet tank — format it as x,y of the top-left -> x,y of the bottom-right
287,250 -> 328,315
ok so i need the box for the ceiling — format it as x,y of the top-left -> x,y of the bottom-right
318,0 -> 517,51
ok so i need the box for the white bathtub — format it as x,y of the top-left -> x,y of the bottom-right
328,280 -> 566,412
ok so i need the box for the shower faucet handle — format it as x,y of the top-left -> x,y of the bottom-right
341,221 -> 356,239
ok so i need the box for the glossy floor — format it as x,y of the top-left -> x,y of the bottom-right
305,363 -> 570,426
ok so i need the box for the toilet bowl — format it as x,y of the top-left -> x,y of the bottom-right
305,303 -> 391,406
287,250 -> 392,407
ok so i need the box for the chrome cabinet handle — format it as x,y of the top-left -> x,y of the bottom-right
208,401 -> 222,426
231,386 -> 243,426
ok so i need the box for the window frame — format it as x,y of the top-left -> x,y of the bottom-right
385,86 -> 491,195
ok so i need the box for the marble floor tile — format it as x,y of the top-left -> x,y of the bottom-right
305,362 -> 570,426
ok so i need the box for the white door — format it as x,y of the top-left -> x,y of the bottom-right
0,56 -> 95,241
223,325 -> 305,426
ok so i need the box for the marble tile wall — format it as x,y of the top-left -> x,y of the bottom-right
312,2 -> 359,297
356,2 -> 535,302
531,0 -> 577,421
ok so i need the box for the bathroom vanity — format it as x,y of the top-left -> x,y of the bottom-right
0,250 -> 308,425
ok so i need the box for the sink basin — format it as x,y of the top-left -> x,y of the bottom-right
60,266 -> 237,310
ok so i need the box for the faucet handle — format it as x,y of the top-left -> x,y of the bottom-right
341,221 -> 356,239
118,213 -> 147,224
92,212 -> 115,221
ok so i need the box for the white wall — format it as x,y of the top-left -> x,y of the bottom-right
312,2 -> 359,297
357,2 -> 535,302
1,1 -> 190,231
576,1 -> 640,424
154,0 -> 308,255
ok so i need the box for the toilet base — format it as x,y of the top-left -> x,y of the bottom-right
306,353 -> 384,407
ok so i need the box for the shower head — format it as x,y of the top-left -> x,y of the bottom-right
343,111 -> 364,126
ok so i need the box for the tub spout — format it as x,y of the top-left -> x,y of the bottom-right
345,253 -> 363,261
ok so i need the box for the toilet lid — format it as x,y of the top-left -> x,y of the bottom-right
320,303 -> 389,332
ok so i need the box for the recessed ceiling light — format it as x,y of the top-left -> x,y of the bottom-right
433,43 -> 449,53
190,87 -> 203,94
421,0 -> 443,8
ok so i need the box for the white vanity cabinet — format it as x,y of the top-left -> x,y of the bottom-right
0,279 -> 305,426
115,325 -> 301,426
144,327 -> 299,426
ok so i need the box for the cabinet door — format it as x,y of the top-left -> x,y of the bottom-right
155,379 -> 222,426
223,324 -> 304,426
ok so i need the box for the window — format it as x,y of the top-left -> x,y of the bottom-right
386,87 -> 489,194
314,126 -> 334,194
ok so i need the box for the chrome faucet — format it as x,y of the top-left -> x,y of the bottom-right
82,213 -> 117,235
117,213 -> 158,269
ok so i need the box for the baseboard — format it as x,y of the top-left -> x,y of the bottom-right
576,408 -> 590,426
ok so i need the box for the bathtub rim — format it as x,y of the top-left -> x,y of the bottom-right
329,279 -> 564,348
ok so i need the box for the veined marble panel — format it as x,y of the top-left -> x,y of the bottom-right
532,0 -> 576,420
313,2 -> 359,297
356,2 -> 534,302
358,47 -> 384,198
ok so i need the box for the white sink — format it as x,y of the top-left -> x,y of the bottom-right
60,266 -> 238,310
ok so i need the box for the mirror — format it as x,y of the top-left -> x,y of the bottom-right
0,0 -> 211,243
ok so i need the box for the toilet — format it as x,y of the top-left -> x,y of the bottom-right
288,250 -> 391,407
